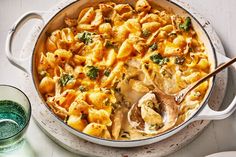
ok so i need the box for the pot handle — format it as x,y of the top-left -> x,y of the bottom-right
5,11 -> 44,74
192,52 -> 236,121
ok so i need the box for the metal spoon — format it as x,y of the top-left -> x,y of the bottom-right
128,57 -> 236,133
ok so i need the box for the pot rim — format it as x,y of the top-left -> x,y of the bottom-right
31,0 -> 217,145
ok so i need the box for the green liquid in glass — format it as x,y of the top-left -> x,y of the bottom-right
0,100 -> 27,139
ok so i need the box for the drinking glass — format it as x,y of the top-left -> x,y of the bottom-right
0,85 -> 31,152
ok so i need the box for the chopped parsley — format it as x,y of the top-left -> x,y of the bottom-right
150,54 -> 169,65
104,69 -> 111,77
149,124 -> 158,130
77,31 -> 93,44
59,73 -> 74,87
175,56 -> 186,65
111,102 -> 121,110
105,41 -> 116,49
142,30 -> 151,37
145,100 -> 154,108
103,98 -> 110,106
149,43 -> 158,51
79,86 -> 86,92
86,66 -> 99,80
161,69 -> 172,78
179,17 -> 192,31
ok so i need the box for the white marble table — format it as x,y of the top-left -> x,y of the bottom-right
0,0 -> 235,157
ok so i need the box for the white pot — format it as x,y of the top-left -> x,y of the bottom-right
5,0 -> 236,147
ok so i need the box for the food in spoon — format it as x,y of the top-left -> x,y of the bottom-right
128,92 -> 165,134
36,0 -> 210,140
128,86 -> 180,134
128,56 -> 236,134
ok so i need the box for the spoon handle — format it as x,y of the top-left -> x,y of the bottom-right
175,57 -> 236,103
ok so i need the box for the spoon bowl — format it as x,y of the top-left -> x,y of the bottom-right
128,57 -> 236,134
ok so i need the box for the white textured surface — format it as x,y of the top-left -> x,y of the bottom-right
0,0 -> 235,157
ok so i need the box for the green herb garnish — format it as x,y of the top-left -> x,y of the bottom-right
79,86 -> 86,92
175,56 -> 186,65
145,100 -> 154,108
103,98 -> 110,106
150,43 -> 158,51
161,69 -> 172,78
149,124 -> 158,130
142,30 -> 151,37
105,41 -> 116,49
104,69 -> 111,77
179,17 -> 191,31
111,102 -> 121,110
150,54 -> 169,65
78,31 -> 93,44
59,73 -> 74,87
86,66 -> 99,80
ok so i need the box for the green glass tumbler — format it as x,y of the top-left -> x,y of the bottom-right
0,85 -> 31,152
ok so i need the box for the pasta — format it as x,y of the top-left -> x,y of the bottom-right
36,0 -> 210,140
